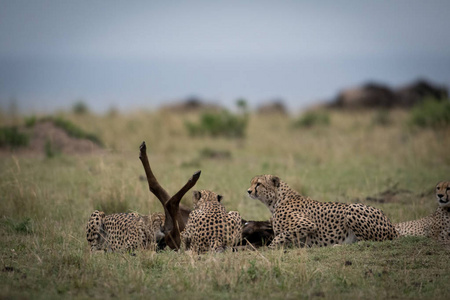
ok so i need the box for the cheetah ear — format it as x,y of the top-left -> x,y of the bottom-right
193,190 -> 202,202
271,176 -> 280,188
217,194 -> 223,202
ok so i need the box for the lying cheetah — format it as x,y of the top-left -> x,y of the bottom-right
247,175 -> 398,248
182,190 -> 242,254
395,181 -> 450,242
86,210 -> 165,252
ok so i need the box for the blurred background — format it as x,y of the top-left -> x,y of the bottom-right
1,0 -> 450,113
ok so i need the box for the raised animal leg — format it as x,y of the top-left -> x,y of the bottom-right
139,141 -> 201,250
139,142 -> 172,223
165,170 -> 201,249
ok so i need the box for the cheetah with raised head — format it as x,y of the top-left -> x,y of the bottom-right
395,181 -> 450,242
182,190 -> 242,254
247,175 -> 398,248
86,210 -> 165,252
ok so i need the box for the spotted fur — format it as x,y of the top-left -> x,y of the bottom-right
395,181 -> 450,242
247,175 -> 398,248
182,190 -> 242,254
86,210 -> 165,252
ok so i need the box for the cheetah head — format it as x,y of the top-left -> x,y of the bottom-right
247,175 -> 280,210
192,190 -> 223,209
435,181 -> 450,208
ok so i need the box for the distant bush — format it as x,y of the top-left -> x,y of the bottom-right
72,101 -> 90,115
186,100 -> 249,138
236,98 -> 248,111
0,126 -> 29,148
410,98 -> 450,128
24,115 -> 37,127
186,110 -> 248,138
293,111 -> 330,128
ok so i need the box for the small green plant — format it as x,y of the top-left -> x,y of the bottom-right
246,260 -> 259,282
294,111 -> 330,128
44,139 -> 61,158
24,115 -> 37,127
410,98 -> 450,128
0,126 -> 29,148
4,217 -> 33,234
236,98 -> 248,112
72,100 -> 89,115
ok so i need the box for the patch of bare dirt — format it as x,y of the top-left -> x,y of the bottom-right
0,121 -> 105,157
365,185 -> 413,204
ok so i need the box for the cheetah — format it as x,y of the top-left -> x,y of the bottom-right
86,210 -> 165,252
395,181 -> 450,242
182,190 -> 242,254
247,175 -> 398,248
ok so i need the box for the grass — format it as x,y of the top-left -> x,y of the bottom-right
0,108 -> 449,299
293,111 -> 330,128
0,126 -> 29,148
410,98 -> 450,128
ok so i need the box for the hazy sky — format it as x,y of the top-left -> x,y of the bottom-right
1,0 -> 450,112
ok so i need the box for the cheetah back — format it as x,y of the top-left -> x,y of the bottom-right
86,210 -> 165,252
182,190 -> 242,253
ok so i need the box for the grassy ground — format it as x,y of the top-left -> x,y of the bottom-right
0,108 -> 449,299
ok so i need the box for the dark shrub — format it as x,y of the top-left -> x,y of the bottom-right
410,98 -> 450,128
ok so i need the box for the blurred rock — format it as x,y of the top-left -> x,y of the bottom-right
395,79 -> 448,107
327,79 -> 448,109
329,83 -> 396,109
160,97 -> 223,113
257,100 -> 287,114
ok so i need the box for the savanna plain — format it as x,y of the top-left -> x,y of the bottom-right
0,106 -> 449,299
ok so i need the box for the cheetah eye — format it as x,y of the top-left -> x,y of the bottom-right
256,183 -> 261,188
437,187 -> 440,190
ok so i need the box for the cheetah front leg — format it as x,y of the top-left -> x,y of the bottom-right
269,214 -> 317,249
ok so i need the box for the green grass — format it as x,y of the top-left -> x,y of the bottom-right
410,97 -> 450,128
0,108 -> 449,299
185,105 -> 248,138
0,126 -> 29,148
293,110 -> 330,128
